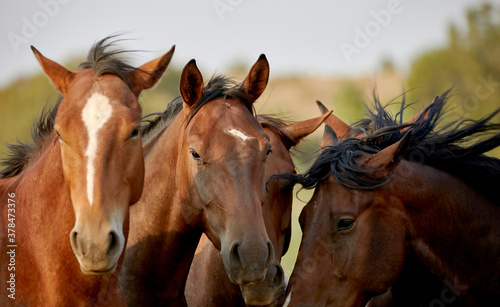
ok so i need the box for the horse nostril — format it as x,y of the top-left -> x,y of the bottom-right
107,231 -> 119,256
266,241 -> 275,265
273,265 -> 285,288
229,242 -> 242,268
71,231 -> 78,244
70,230 -> 86,256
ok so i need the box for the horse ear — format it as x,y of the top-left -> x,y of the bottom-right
241,54 -> 269,103
316,100 -> 330,115
316,100 -> 352,139
321,124 -> 338,148
282,110 -> 332,149
366,130 -> 412,172
180,59 -> 204,109
129,45 -> 175,97
31,46 -> 75,96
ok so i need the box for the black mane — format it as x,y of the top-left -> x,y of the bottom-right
79,35 -> 141,91
280,90 -> 500,203
141,75 -> 255,140
141,97 -> 183,142
1,99 -> 60,178
1,36 -> 144,178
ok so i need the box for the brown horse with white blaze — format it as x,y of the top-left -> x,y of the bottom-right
120,55 -> 278,306
185,111 -> 331,306
0,37 -> 174,305
281,93 -> 500,306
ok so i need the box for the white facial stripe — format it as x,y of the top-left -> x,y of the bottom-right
227,129 -> 254,142
81,92 -> 113,206
283,288 -> 292,307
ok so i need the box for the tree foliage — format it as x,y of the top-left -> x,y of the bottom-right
407,2 -> 500,124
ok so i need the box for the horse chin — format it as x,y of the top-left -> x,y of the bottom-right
79,263 -> 117,276
241,290 -> 281,307
241,286 -> 285,307
240,264 -> 286,307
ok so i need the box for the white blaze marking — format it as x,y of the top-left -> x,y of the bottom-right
283,288 -> 292,307
227,128 -> 254,142
81,92 -> 113,206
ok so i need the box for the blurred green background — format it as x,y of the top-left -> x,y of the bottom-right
1,3 -> 499,277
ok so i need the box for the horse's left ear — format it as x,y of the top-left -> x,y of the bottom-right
282,111 -> 332,149
366,130 -> 412,172
241,54 -> 269,103
129,45 -> 175,97
321,124 -> 338,148
31,46 -> 75,96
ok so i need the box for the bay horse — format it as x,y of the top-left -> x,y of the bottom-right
280,92 -> 500,306
316,97 -> 453,307
0,37 -> 174,305
185,111 -> 331,306
120,55 -> 281,306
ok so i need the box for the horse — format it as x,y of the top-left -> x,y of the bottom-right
316,97 -> 454,307
280,92 -> 500,306
0,37 -> 174,306
120,55 -> 285,306
184,111 -> 331,306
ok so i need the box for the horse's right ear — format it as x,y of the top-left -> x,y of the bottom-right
241,54 -> 269,103
316,100 -> 352,139
31,46 -> 75,96
129,45 -> 175,97
321,124 -> 338,149
180,59 -> 204,109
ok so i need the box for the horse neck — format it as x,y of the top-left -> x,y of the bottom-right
261,127 -> 295,259
0,175 -> 20,202
123,112 -> 202,305
262,183 -> 292,259
394,160 -> 500,292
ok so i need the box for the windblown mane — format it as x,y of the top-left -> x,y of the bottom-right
141,75 -> 255,140
1,36 -> 144,178
79,35 -> 141,91
280,90 -> 500,203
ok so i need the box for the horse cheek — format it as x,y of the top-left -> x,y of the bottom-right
363,211 -> 406,293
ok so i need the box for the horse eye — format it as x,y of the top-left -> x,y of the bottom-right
130,128 -> 140,139
190,149 -> 203,164
56,131 -> 64,142
337,219 -> 354,231
266,147 -> 273,158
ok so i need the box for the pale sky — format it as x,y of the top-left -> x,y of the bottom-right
0,0 -> 491,88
